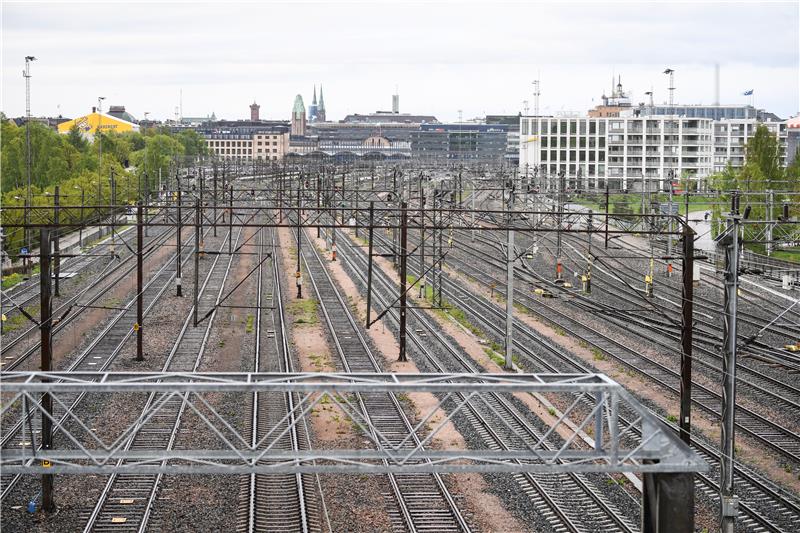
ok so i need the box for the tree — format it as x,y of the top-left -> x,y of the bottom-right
66,124 -> 88,152
176,130 -> 208,157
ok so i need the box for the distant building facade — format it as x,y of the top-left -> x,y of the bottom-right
788,116 -> 800,167
57,109 -> 139,137
486,114 -> 521,164
250,102 -> 260,121
291,95 -> 307,136
519,115 -> 713,190
411,123 -> 508,161
204,128 -> 290,161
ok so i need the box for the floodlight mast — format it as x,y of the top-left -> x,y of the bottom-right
23,56 -> 36,276
663,68 -> 675,106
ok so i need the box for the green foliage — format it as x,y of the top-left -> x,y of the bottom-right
0,114 -> 212,258
707,125 -> 799,245
130,134 -> 185,182
288,299 -> 318,325
176,130 -> 209,157
1,272 -> 24,290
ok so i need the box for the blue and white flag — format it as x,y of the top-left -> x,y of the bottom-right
743,89 -> 754,96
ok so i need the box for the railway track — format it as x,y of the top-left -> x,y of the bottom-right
0,222 -> 206,501
299,225 -> 473,533
397,229 -> 800,532
0,222 -> 137,322
236,221 -> 324,533
552,234 -> 800,401
451,232 -> 800,464
553,231 -> 799,357
1,210 -> 184,365
81,224 -> 242,532
332,224 -> 638,533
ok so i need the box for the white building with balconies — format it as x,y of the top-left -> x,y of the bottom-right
519,115 -> 713,190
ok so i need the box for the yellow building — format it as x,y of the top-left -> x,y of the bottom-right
57,112 -> 139,136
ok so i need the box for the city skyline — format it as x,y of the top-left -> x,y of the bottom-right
2,1 -> 798,122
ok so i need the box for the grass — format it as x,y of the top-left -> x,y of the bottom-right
1,272 -> 24,290
605,476 -> 628,486
554,326 -> 566,337
547,407 -> 556,417
245,314 -> 254,333
770,249 -> 800,264
666,414 -> 678,423
288,298 -> 318,326
591,347 -> 606,361
1,305 -> 37,332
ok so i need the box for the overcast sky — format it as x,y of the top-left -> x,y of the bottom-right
2,1 -> 799,123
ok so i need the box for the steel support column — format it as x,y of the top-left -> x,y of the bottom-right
39,228 -> 55,512
53,186 -> 60,297
398,202 -> 408,362
679,225 -> 694,444
176,185 -> 183,297
642,472 -> 694,533
136,203 -> 144,361
193,200 -> 200,327
366,202 -> 375,328
720,209 -> 740,532
505,227 -> 514,370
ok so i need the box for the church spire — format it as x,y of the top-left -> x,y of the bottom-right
312,85 -> 317,105
319,85 -> 325,111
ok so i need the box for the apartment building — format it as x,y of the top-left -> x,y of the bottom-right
519,115 -> 713,190
205,130 -> 290,160
712,119 -> 787,172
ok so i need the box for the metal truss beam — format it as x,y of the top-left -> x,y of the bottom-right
1,372 -> 706,476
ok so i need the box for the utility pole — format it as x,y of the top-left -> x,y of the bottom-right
109,169 -> 116,256
366,202 -> 375,328
398,202 -> 408,362
53,186 -> 61,297
176,181 -> 183,297
719,194 -> 741,533
437,198 -> 444,307
213,163 -> 218,237
296,187 -> 303,299
505,183 -> 515,370
556,172 -> 563,280
505,225 -> 515,370
392,168 -> 398,265
135,203 -> 145,363
228,184 -> 234,255
39,227 -> 55,512
604,186 -> 610,249
766,189 -> 774,256
193,200 -> 200,327
24,56 -> 36,278
667,184 -> 674,277
419,176 -> 426,298
679,224 -> 694,445
316,172 -> 322,239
